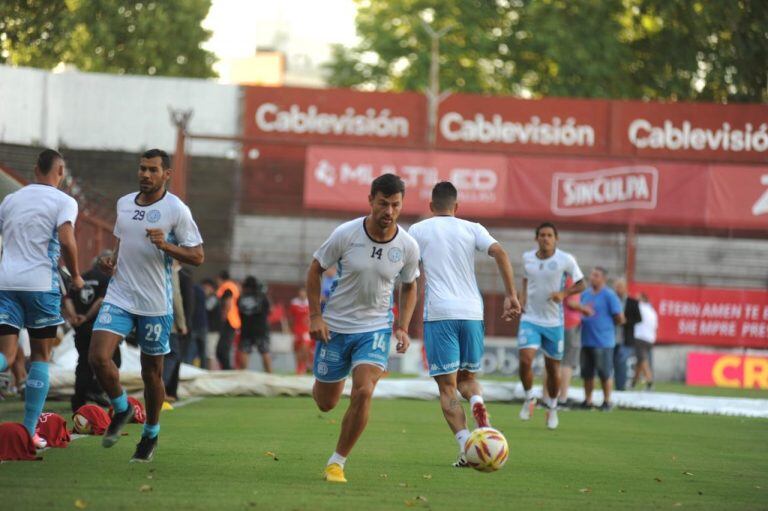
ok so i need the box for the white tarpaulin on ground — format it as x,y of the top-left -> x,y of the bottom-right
48,334 -> 768,419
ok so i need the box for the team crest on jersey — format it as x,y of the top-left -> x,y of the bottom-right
147,209 -> 162,223
387,247 -> 403,263
98,312 -> 112,325
548,261 -> 558,270
317,362 -> 328,376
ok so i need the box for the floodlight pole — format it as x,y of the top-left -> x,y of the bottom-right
170,108 -> 193,202
422,21 -> 453,147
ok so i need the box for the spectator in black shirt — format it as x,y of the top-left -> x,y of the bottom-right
63,250 -> 121,412
613,278 -> 642,391
184,282 -> 209,368
237,276 -> 272,373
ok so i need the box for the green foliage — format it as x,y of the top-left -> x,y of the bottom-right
1,397 -> 766,510
326,0 -> 768,102
0,0 -> 216,78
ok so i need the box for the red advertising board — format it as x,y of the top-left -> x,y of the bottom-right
706,164 -> 768,230
243,86 -> 426,147
304,146 -> 507,217
686,352 -> 768,389
611,100 -> 768,163
506,156 -> 768,229
436,93 -> 610,156
629,282 -> 768,349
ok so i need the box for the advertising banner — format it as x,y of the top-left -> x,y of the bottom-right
436,93 -> 610,155
304,145 -> 507,217
243,86 -> 426,147
611,100 -> 768,163
686,352 -> 768,389
630,282 -> 768,349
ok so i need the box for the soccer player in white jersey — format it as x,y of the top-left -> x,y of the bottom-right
518,222 -> 585,429
409,182 -> 521,467
0,149 -> 84,449
89,149 -> 204,462
307,173 -> 420,483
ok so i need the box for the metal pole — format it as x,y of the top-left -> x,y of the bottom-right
626,223 -> 637,284
169,108 -> 193,202
422,21 -> 453,148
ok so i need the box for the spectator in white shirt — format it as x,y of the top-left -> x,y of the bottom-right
632,293 -> 658,390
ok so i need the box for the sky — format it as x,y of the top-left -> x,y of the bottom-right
202,0 -> 359,83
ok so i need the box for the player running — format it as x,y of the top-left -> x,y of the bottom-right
0,149 -> 84,449
518,222 -> 585,429
409,182 -> 521,467
89,149 -> 204,462
307,174 -> 420,483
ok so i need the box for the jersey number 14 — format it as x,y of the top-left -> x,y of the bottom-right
371,247 -> 383,260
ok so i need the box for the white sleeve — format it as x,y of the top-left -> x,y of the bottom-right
0,196 -> 7,232
174,203 -> 204,247
407,224 -> 423,260
473,222 -> 498,254
313,225 -> 346,270
399,240 -> 421,284
566,254 -> 584,282
57,196 -> 79,227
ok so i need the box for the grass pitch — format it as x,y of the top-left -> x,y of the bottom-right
1,396 -> 766,510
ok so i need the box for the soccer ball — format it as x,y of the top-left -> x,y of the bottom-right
72,413 -> 92,434
464,427 -> 509,472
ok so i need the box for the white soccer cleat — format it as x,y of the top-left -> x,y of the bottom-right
32,433 -> 48,449
545,407 -> 559,430
519,398 -> 535,421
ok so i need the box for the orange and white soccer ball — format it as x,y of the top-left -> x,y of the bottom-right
464,427 -> 509,472
72,413 -> 92,434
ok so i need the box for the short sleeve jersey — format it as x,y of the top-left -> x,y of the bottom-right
313,217 -> 420,334
408,216 -> 497,321
0,184 -> 78,291
580,286 -> 623,348
104,192 -> 203,316
521,248 -> 584,328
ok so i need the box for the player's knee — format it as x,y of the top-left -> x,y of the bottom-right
316,399 -> 336,413
351,383 -> 374,403
141,364 -> 162,383
438,381 -> 457,397
88,350 -> 109,370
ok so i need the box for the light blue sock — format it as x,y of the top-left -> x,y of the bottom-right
23,361 -> 50,436
142,423 -> 160,439
0,353 -> 7,372
111,390 -> 129,414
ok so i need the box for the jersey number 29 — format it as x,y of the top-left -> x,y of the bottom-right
144,324 -> 163,342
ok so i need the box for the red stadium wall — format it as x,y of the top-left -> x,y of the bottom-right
237,86 -> 768,344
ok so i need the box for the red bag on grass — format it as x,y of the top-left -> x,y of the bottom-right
72,404 -> 110,435
0,422 -> 39,461
35,412 -> 71,448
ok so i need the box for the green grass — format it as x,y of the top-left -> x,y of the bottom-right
1,397 -> 766,511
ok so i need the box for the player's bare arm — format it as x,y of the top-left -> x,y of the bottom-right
306,258 -> 329,342
550,278 -> 586,303
395,280 -> 418,353
59,221 -> 84,290
613,312 -> 626,326
145,228 -> 204,266
488,242 -> 521,320
520,278 -> 528,311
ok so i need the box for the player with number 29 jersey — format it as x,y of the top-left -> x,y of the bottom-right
94,191 -> 202,355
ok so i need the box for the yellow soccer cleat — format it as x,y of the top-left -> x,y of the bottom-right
323,463 -> 347,483
161,401 -> 174,411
